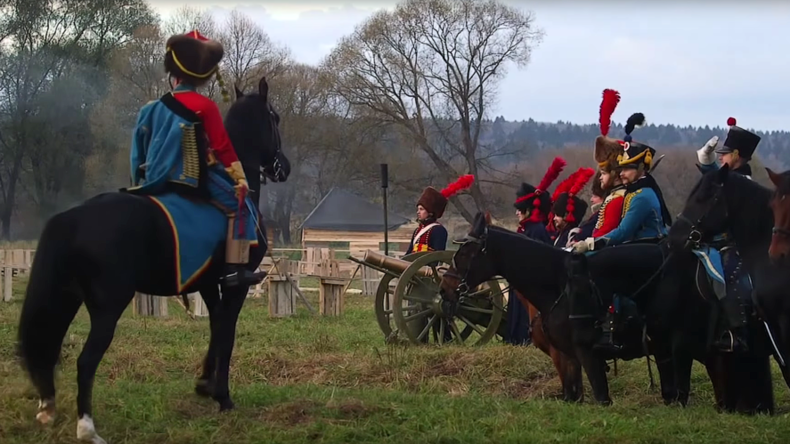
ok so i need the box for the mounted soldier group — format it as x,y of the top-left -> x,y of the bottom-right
13,26 -> 786,444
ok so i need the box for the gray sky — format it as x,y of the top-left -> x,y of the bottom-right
150,1 -> 790,131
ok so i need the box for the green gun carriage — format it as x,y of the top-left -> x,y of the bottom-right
349,250 -> 508,345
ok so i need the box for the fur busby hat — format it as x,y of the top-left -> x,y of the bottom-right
514,157 -> 567,223
617,112 -> 657,172
549,167 -> 595,225
164,30 -> 224,84
594,89 -> 625,172
417,175 -> 475,219
717,117 -> 760,160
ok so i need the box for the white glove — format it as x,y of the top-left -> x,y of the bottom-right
572,237 -> 595,254
697,136 -> 718,165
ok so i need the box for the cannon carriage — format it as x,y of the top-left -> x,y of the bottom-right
349,250 -> 508,346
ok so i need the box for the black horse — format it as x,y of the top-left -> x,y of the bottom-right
444,210 -> 779,412
16,77 -> 289,444
441,213 -> 734,408
670,164 -> 789,402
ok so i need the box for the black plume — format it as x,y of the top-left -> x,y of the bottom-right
624,113 -> 646,135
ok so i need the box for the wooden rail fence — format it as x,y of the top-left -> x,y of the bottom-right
1,247 -> 400,318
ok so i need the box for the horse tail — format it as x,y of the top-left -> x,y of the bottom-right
17,211 -> 82,385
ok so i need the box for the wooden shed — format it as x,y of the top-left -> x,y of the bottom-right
300,188 -> 417,257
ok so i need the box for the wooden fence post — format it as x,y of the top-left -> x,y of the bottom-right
190,293 -> 209,317
133,293 -> 168,317
314,258 -> 347,316
268,259 -> 296,317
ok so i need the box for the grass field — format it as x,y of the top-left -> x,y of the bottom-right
2,276 -> 790,444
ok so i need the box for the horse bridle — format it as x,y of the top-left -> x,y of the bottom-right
676,182 -> 727,250
260,103 -> 285,184
447,229 -> 489,299
771,194 -> 790,239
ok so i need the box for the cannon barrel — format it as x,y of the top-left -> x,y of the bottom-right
362,250 -> 433,277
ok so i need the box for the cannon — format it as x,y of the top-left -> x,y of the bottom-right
349,249 -> 507,346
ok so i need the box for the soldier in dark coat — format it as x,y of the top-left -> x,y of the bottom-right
695,117 -> 762,352
549,168 -> 595,249
570,171 -> 606,244
405,175 -> 474,255
506,157 -> 567,345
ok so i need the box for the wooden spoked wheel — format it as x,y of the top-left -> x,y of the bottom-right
392,250 -> 505,346
373,252 -> 427,341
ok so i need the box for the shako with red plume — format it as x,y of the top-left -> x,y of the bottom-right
514,157 -> 567,223
551,167 -> 596,225
417,174 -> 475,219
594,89 -> 625,172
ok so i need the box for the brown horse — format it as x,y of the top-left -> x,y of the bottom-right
516,291 -> 585,401
766,168 -> 790,262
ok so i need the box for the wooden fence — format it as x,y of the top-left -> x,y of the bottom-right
1,247 -> 400,317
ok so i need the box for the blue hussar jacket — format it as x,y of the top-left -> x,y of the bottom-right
597,182 -> 668,247
126,93 -> 208,197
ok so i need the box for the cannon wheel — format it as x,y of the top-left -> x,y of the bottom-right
374,252 -> 430,340
392,250 -> 505,346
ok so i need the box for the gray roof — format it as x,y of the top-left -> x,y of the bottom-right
301,188 -> 412,232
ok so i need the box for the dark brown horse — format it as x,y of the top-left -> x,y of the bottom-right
766,168 -> 790,263
524,294 -> 585,401
509,290 -> 584,401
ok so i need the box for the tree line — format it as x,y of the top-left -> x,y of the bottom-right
0,0 -> 782,244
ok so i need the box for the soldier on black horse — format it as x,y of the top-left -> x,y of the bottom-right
694,117 -> 761,353
571,110 -> 672,354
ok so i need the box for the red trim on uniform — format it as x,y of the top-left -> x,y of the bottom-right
172,91 -> 240,168
593,195 -> 624,237
411,223 -> 438,252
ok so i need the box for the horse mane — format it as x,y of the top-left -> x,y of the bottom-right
487,225 -> 568,262
778,170 -> 790,194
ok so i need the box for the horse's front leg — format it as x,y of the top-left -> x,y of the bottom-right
211,287 -> 248,411
195,285 -> 221,398
575,346 -> 611,405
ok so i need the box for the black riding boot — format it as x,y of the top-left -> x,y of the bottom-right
713,293 -> 749,353
594,308 -> 622,354
221,263 -> 267,289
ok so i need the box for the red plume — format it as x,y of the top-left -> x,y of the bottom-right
727,117 -> 736,126
568,167 -> 595,197
536,157 -> 567,194
565,167 -> 595,223
551,170 -> 580,203
441,174 -> 475,198
599,89 -> 621,136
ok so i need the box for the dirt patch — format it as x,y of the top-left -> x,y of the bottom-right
423,352 -> 476,377
327,398 -> 387,421
170,397 -> 215,420
504,374 -> 561,400
260,399 -> 321,426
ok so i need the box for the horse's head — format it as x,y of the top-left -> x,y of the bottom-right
439,212 -> 498,302
669,164 -> 730,251
226,76 -> 290,184
767,168 -> 790,264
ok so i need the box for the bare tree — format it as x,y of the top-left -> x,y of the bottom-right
218,10 -> 290,92
322,0 -> 543,222
0,0 -> 155,238
161,5 -> 217,37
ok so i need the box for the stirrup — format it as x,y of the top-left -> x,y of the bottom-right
221,269 -> 267,288
714,330 -> 748,353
